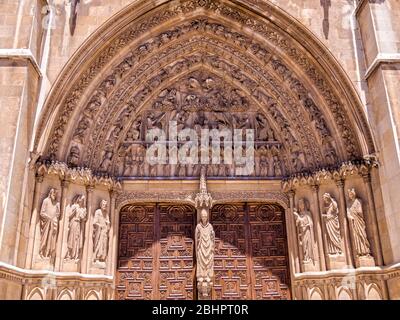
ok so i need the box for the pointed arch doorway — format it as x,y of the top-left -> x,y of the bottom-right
115,202 -> 291,300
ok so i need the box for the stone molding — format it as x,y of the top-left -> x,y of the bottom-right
0,49 -> 43,78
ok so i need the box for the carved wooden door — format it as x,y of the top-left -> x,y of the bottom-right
212,203 -> 291,300
116,202 -> 290,300
116,203 -> 196,300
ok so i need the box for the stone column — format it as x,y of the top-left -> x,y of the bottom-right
336,179 -> 354,268
288,191 -> 300,273
81,185 -> 94,273
25,174 -> 44,269
55,179 -> 70,271
356,0 -> 400,263
107,190 -> 117,276
311,184 -> 327,271
362,173 -> 384,266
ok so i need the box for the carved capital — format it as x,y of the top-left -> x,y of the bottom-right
86,185 -> 95,193
61,179 -> 70,189
35,174 -> 44,184
310,184 -> 319,193
110,189 -> 118,200
334,178 -> 345,188
362,173 -> 372,184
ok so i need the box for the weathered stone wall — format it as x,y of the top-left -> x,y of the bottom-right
0,0 -> 41,265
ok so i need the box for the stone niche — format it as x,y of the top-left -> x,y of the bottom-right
26,162 -> 120,278
283,161 -> 381,274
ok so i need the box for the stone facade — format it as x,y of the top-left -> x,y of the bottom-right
0,0 -> 399,300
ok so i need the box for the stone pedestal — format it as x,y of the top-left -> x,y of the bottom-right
302,261 -> 319,272
356,255 -> 375,268
328,254 -> 347,270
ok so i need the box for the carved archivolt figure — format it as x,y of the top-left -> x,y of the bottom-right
65,195 -> 87,260
195,208 -> 215,298
293,198 -> 315,263
92,200 -> 110,263
347,189 -> 371,257
322,193 -> 342,255
39,189 -> 60,259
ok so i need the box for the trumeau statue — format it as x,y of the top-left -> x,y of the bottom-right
195,208 -> 215,299
92,200 -> 110,266
39,188 -> 60,260
65,194 -> 87,261
195,167 -> 215,299
322,193 -> 342,255
347,188 -> 372,257
293,198 -> 315,263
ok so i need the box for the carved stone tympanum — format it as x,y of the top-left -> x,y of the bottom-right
347,189 -> 371,257
293,198 -> 315,265
39,188 -> 60,260
92,200 -> 110,267
65,194 -> 87,261
322,193 -> 342,255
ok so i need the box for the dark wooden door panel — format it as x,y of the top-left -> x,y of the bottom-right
247,204 -> 291,300
116,202 -> 291,300
158,204 -> 195,300
211,204 -> 251,300
116,204 -> 156,300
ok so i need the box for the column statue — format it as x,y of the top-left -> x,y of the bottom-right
293,198 -> 315,263
92,200 -> 110,266
322,193 -> 342,255
347,188 -> 371,257
195,208 -> 215,299
39,188 -> 60,260
194,166 -> 214,299
65,194 -> 87,260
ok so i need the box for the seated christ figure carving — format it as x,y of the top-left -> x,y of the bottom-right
195,208 -> 215,298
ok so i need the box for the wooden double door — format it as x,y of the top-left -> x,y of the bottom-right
116,203 -> 291,300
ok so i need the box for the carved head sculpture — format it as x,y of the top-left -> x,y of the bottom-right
348,188 -> 356,201
78,195 -> 86,207
49,188 -> 57,202
200,208 -> 209,226
100,200 -> 108,211
322,193 -> 332,205
298,198 -> 309,213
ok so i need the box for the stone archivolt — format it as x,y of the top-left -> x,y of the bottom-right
34,0 -> 374,179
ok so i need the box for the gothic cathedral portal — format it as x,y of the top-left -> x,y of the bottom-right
3,0 -> 400,301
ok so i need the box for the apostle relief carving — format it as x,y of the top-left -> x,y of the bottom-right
92,200 -> 110,268
65,195 -> 87,261
293,198 -> 316,264
322,193 -> 342,255
346,189 -> 372,257
39,189 -> 60,260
